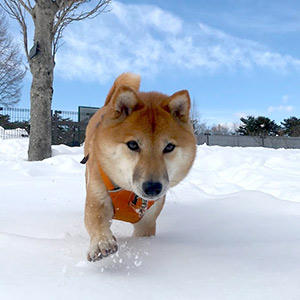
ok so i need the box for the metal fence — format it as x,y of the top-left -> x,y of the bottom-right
0,107 -> 30,122
197,134 -> 300,149
0,107 -> 78,122
0,107 -> 86,146
2,107 -> 300,149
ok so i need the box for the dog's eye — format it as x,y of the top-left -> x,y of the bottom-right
163,143 -> 176,154
126,140 -> 140,152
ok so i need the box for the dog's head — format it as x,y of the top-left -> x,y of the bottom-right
94,73 -> 196,201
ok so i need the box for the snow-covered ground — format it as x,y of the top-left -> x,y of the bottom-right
1,139 -> 300,300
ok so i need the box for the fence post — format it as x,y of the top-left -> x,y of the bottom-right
77,122 -> 81,145
204,132 -> 211,145
260,133 -> 266,147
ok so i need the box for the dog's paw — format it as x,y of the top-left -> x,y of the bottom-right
87,234 -> 118,262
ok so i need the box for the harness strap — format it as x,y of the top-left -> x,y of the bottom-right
97,163 -> 117,191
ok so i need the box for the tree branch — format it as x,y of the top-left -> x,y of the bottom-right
54,0 -> 109,34
14,0 -> 33,16
1,0 -> 111,60
26,0 -> 33,10
52,0 -> 110,56
0,12 -> 26,106
1,0 -> 30,60
20,13 -> 29,61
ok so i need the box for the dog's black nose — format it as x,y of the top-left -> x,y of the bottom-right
142,181 -> 162,197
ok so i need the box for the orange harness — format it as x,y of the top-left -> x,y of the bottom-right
81,155 -> 154,223
97,164 -> 155,224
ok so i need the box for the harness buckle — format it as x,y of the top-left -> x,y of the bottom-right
130,196 -> 149,218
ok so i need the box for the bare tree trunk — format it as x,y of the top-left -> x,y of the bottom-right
1,0 -> 110,161
28,2 -> 56,161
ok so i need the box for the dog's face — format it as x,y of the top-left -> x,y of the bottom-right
95,87 -> 196,201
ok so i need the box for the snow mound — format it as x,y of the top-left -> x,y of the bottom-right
1,139 -> 300,299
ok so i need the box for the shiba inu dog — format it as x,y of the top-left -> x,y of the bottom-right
82,73 -> 196,262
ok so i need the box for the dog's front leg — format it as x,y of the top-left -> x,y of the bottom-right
84,169 -> 117,262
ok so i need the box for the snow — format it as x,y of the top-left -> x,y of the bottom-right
1,138 -> 300,299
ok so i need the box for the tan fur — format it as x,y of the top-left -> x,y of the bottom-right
83,72 -> 196,262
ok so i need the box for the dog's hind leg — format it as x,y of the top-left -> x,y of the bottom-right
133,196 -> 165,237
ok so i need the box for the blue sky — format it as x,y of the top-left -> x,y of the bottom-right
14,0 -> 300,126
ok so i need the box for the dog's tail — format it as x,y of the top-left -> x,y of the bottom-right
105,72 -> 141,105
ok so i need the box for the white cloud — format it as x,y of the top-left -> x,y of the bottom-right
267,94 -> 294,113
268,105 -> 294,113
55,1 -> 300,83
111,1 -> 182,35
282,95 -> 289,103
234,112 -> 248,119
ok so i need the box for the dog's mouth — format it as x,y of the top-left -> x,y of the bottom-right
140,194 -> 164,201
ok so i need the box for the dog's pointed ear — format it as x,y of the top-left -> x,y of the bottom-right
163,90 -> 191,122
105,73 -> 141,106
111,86 -> 142,118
